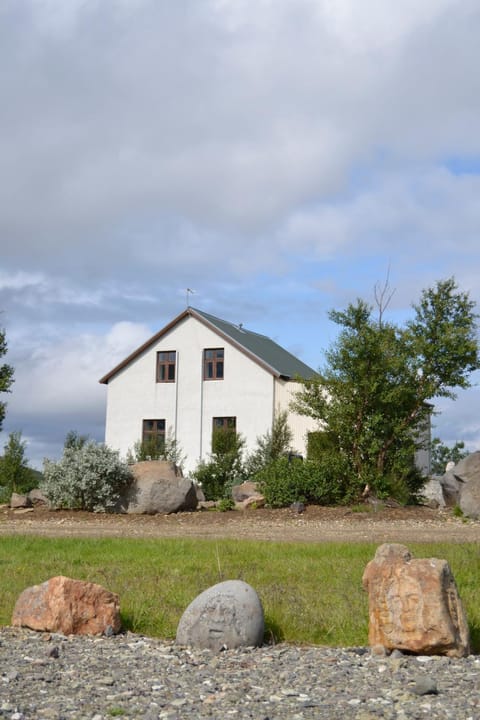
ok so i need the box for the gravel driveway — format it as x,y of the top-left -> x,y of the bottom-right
1,504 -> 479,543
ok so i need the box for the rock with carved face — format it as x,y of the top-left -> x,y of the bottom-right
362,543 -> 470,657
176,580 -> 264,651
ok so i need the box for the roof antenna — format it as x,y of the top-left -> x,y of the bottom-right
186,288 -> 195,307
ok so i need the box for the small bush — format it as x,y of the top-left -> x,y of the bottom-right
192,431 -> 245,501
255,454 -> 351,508
41,441 -> 133,512
217,497 -> 235,512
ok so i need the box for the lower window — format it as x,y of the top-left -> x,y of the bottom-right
212,416 -> 237,453
142,419 -> 166,454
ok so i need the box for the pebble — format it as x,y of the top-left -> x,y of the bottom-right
0,627 -> 479,719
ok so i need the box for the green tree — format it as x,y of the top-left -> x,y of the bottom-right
64,430 -> 89,451
293,278 -> 480,502
431,438 -> 469,475
0,326 -> 14,432
0,431 -> 37,500
193,429 -> 246,501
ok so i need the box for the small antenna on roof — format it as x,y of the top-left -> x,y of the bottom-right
186,288 -> 195,307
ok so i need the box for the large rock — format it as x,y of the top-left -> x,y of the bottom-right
459,481 -> 480,520
119,461 -> 198,514
27,488 -> 49,506
9,493 -> 31,509
454,452 -> 480,519
12,576 -> 121,636
439,470 -> 464,506
232,481 -> 259,502
362,544 -> 470,657
452,451 -> 480,484
421,477 -> 446,508
176,580 -> 264,651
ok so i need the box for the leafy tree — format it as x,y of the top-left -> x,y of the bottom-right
0,325 -> 14,432
0,431 -> 37,501
293,278 -> 480,502
64,430 -> 89,451
431,438 -> 469,475
245,409 -> 293,477
41,440 -> 132,512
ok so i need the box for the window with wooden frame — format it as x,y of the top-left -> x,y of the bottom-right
212,416 -> 237,453
203,348 -> 224,380
156,351 -> 176,383
142,419 -> 166,454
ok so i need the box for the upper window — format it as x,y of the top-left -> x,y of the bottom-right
204,348 -> 224,380
157,351 -> 176,383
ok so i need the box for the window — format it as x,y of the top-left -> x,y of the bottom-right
212,416 -> 236,453
204,348 -> 224,380
142,419 -> 166,454
213,417 -> 236,432
157,351 -> 176,382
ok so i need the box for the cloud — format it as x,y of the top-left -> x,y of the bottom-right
1,0 -> 480,465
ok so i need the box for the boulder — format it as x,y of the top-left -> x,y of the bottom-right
362,544 -> 470,657
452,451 -> 480,484
439,470 -> 463,506
421,478 -> 445,508
453,452 -> 480,519
9,493 -> 31,509
242,494 -> 265,509
459,481 -> 480,520
176,580 -> 264,651
27,488 -> 49,506
12,576 -> 121,636
231,481 -> 259,503
118,461 -> 198,514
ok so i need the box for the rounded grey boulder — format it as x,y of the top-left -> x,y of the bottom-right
176,580 -> 264,651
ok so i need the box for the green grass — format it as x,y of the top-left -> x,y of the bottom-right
0,536 -> 479,649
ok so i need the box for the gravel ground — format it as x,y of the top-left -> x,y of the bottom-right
1,505 -> 480,544
1,627 -> 480,720
1,506 -> 479,719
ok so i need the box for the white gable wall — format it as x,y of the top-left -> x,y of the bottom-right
105,315 -> 291,474
274,379 -> 319,457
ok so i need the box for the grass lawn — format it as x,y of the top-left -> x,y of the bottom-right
0,536 -> 479,650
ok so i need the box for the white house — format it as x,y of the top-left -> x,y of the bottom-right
100,307 -> 318,475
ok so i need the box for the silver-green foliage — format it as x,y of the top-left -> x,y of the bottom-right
41,441 -> 133,512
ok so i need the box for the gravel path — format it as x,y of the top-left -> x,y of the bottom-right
1,628 -> 480,720
1,506 -> 480,544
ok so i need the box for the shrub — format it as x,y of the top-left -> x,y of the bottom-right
192,431 -> 245,501
0,431 -> 38,499
255,454 -> 352,508
41,440 -> 133,512
126,428 -> 186,474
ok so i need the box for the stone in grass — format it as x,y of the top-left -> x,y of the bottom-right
176,580 -> 264,651
362,543 -> 470,658
12,576 -> 122,636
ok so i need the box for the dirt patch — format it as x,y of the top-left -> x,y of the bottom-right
1,503 -> 479,543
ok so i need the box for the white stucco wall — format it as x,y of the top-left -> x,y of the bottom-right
274,379 -> 319,457
104,314 -> 285,474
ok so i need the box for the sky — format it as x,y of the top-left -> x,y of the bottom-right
1,0 -> 480,470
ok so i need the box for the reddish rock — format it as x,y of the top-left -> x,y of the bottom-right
362,543 -> 470,658
12,576 -> 122,636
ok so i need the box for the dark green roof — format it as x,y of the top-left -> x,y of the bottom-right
192,308 -> 316,380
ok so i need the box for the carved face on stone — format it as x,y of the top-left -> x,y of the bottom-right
199,595 -> 242,643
